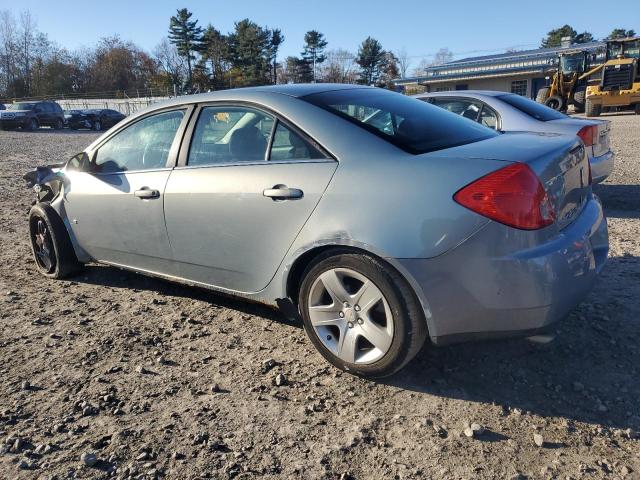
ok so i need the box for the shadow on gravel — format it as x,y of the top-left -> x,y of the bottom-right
73,264 -> 293,326
387,254 -> 640,431
595,183 -> 640,216
71,257 -> 640,430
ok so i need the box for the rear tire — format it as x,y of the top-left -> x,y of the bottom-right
545,95 -> 565,111
585,99 -> 602,117
573,89 -> 586,113
29,203 -> 83,279
535,87 -> 550,104
298,249 -> 427,378
635,103 -> 640,115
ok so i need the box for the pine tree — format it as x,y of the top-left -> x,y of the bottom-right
269,29 -> 284,84
356,37 -> 386,85
228,19 -> 271,86
168,8 -> 203,88
302,30 -> 327,82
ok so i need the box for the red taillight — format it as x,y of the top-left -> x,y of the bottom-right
577,125 -> 597,147
454,163 -> 556,230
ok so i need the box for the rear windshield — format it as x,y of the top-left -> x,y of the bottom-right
497,94 -> 566,121
301,88 -> 497,154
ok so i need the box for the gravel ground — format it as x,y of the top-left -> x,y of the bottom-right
0,116 -> 639,480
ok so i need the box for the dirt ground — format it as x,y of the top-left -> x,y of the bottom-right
0,114 -> 639,480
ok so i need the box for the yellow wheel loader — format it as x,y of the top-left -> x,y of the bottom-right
582,37 -> 640,117
536,50 -> 591,113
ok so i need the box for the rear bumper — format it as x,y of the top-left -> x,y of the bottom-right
590,150 -> 614,184
399,195 -> 608,345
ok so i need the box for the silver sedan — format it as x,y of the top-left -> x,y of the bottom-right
25,85 -> 609,378
414,90 -> 615,183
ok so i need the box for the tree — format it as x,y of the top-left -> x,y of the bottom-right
228,19 -> 271,86
609,28 -> 636,39
168,8 -> 203,88
540,25 -> 594,48
154,37 -> 186,93
431,47 -> 453,66
574,31 -> 595,44
411,58 -> 429,77
356,36 -> 386,85
282,56 -> 309,83
302,30 -> 327,82
396,48 -> 410,78
378,51 -> 399,89
269,28 -> 284,84
322,49 -> 357,83
200,25 -> 230,89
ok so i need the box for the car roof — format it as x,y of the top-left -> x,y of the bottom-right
415,90 -> 508,99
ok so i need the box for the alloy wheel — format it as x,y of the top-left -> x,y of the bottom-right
307,268 -> 394,364
31,217 -> 56,273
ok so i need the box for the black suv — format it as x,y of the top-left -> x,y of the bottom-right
0,100 -> 65,131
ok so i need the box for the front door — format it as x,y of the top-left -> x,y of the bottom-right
63,109 -> 188,273
163,105 -> 337,293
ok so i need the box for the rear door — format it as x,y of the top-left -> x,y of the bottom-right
163,104 -> 337,293
63,108 -> 191,273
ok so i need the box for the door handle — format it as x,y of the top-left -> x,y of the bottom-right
134,187 -> 160,199
263,185 -> 304,200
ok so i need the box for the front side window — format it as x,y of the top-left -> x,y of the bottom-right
269,123 -> 326,161
94,110 -> 184,173
188,106 -> 273,167
302,88 -> 497,154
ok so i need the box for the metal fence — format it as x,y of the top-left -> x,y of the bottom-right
56,97 -> 170,115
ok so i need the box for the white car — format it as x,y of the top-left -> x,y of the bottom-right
415,90 -> 614,183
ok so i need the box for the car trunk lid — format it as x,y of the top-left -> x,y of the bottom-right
546,117 -> 611,158
429,132 -> 591,230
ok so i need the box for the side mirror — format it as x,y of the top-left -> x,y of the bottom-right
66,152 -> 90,172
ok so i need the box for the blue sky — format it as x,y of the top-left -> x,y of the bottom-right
2,0 -> 638,68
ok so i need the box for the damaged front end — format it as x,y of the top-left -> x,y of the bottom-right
23,163 -> 66,204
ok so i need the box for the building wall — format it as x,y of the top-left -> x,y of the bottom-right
424,74 -> 545,98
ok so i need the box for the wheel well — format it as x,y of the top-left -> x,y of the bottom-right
286,245 -> 404,305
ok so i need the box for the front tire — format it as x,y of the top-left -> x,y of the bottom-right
26,118 -> 38,131
298,250 -> 427,378
29,203 -> 83,279
545,95 -> 565,111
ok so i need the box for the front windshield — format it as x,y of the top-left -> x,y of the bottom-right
9,102 -> 36,110
560,54 -> 586,73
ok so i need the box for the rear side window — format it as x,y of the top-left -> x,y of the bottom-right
269,123 -> 326,161
301,88 -> 497,154
497,94 -> 566,121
